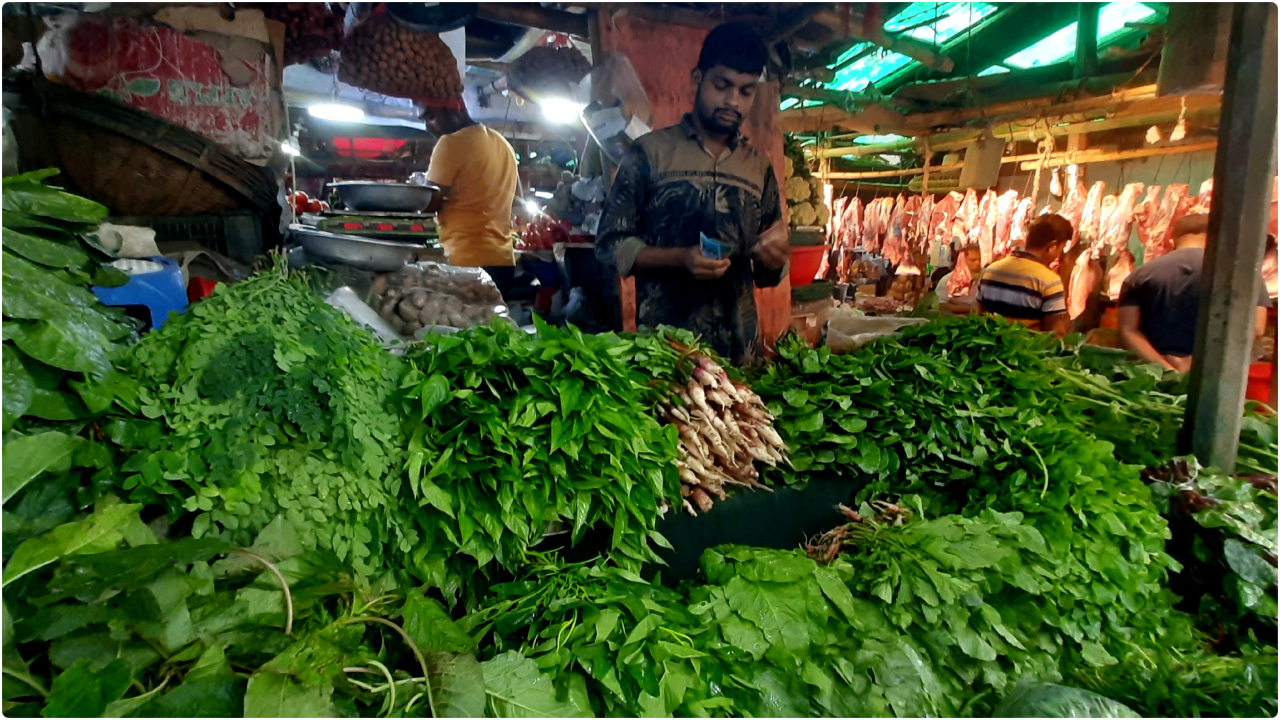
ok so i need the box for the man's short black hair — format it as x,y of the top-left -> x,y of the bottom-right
697,22 -> 767,76
1026,213 -> 1074,250
1172,212 -> 1210,240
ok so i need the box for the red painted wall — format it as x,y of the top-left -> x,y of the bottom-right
598,13 -> 792,351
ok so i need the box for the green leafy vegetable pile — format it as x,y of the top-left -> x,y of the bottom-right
4,169 -> 1277,719
459,551 -> 728,717
754,316 -> 1190,670
399,320 -> 681,601
116,262 -> 415,576
2,169 -> 134,430
1146,458 -> 1277,651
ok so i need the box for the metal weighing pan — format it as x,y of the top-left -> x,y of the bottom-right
328,181 -> 437,213
290,225 -> 421,271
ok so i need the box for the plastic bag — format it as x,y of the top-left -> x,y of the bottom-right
993,683 -> 1139,718
577,53 -> 653,162
826,315 -> 928,354
370,262 -> 508,336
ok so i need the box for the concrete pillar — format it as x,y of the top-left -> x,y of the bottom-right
1185,3 -> 1278,471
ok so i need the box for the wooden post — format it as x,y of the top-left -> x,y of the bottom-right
921,139 -> 931,194
1074,3 -> 1100,79
1185,2 -> 1278,471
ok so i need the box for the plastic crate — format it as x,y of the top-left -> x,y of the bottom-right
107,211 -> 266,265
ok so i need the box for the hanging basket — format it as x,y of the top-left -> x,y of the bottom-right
8,77 -> 278,217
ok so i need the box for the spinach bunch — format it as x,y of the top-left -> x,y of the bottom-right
459,552 -> 731,717
686,545 -> 911,718
116,263 -> 415,575
400,320 -> 681,599
815,506 -> 1109,715
1073,645 -> 1279,718
2,169 -> 137,431
753,316 -> 1193,670
4,506 -> 582,719
1147,458 -> 1278,651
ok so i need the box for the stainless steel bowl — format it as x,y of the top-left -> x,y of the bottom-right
290,225 -> 421,271
328,181 -> 436,212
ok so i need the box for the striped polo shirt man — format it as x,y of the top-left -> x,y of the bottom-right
976,214 -> 1074,335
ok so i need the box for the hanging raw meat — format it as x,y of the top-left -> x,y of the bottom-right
947,249 -> 974,297
1190,177 -> 1213,214
873,197 -> 893,254
836,197 -> 862,282
1167,192 -> 1197,244
1106,250 -> 1134,300
1010,197 -> 1035,247
993,189 -> 1020,261
1133,186 -> 1162,260
904,195 -> 923,243
863,198 -> 883,254
1146,184 -> 1190,260
1101,183 -> 1145,254
957,189 -> 979,243
930,192 -> 960,259
831,197 -> 849,247
1068,252 -> 1103,319
915,194 -> 934,247
1077,181 -> 1107,247
897,195 -> 924,274
976,189 -> 997,267
1262,245 -> 1278,297
1098,195 -> 1118,244
1061,181 -> 1087,249
874,197 -> 894,254
1050,167 -> 1063,198
882,195 -> 907,267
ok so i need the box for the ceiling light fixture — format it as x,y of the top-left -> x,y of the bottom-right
540,98 -> 583,125
308,103 -> 365,122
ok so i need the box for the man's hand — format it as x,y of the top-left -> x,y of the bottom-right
684,246 -> 731,279
752,221 -> 790,271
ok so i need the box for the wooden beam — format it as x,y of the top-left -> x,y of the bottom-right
476,4 -> 590,38
903,82 -> 1160,130
1016,141 -> 1217,170
810,94 -> 1221,159
825,138 -> 1219,181
576,3 -> 731,30
1185,3 -> 1278,471
827,166 -> 938,180
764,3 -> 830,44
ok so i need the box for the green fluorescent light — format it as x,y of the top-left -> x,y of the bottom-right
978,65 -> 1010,76
885,2 -> 999,45
1004,1 -> 1157,69
854,134 -> 910,145
827,2 -> 998,92
831,50 -> 914,91
780,98 -> 800,111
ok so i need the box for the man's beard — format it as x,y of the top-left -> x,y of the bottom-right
701,107 -> 743,135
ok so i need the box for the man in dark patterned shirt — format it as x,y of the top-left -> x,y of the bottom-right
595,23 -> 790,364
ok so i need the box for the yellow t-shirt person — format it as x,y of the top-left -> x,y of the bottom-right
426,125 -> 518,267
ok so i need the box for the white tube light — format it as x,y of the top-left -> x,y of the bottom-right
308,103 -> 365,122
